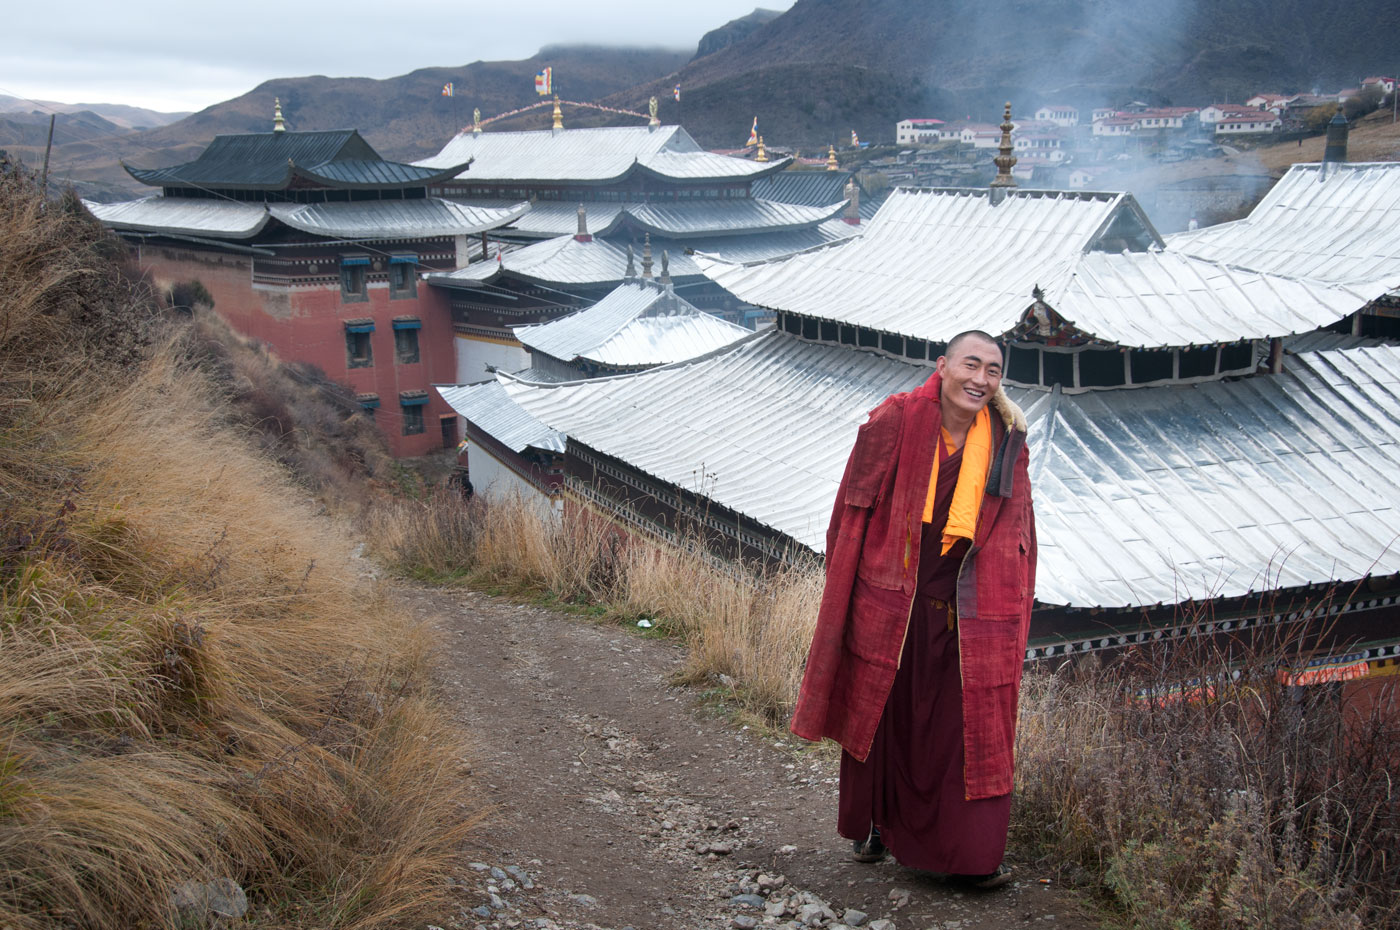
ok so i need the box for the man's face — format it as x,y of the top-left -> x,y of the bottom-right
936,337 -> 1003,418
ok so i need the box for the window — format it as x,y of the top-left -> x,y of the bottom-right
393,317 -> 421,364
340,255 -> 369,302
400,391 -> 429,436
356,393 -> 379,418
345,320 -> 374,368
389,254 -> 418,299
440,415 -> 459,450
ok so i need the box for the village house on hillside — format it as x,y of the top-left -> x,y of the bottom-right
464,120 -> 1400,668
84,104 -> 526,456
417,106 -> 863,384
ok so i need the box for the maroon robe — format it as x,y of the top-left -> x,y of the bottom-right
836,436 -> 1012,875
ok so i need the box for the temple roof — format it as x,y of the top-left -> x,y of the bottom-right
1166,162 -> 1400,289
125,129 -> 471,191
84,195 -> 528,241
700,187 -> 1375,349
461,197 -> 844,240
436,381 -> 564,454
495,330 -> 1400,609
415,125 -> 789,185
429,220 -> 861,289
514,281 -> 750,368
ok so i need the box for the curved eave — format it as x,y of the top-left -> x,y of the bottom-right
617,200 -> 847,239
290,158 -> 474,190
631,155 -> 794,184
83,197 -> 273,240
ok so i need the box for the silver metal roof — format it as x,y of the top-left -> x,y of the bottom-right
416,125 -> 785,184
499,331 -> 1400,609
459,197 -> 844,239
514,281 -> 750,367
1167,162 -> 1400,289
701,187 -> 1370,348
269,199 -> 529,239
436,381 -> 565,454
83,196 -> 270,238
429,222 -> 861,289
86,195 -> 528,241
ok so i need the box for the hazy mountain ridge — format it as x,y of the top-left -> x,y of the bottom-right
693,9 -> 783,61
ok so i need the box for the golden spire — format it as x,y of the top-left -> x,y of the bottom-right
273,97 -> 286,133
990,101 -> 1017,195
473,107 -> 482,135
552,94 -> 563,131
755,136 -> 768,163
826,144 -> 838,171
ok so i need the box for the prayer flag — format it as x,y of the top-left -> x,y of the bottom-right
673,84 -> 681,102
851,129 -> 860,146
535,68 -> 552,96
747,116 -> 758,147
441,83 -> 454,97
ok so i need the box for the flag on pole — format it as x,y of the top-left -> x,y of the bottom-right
673,84 -> 681,102
747,116 -> 758,147
850,129 -> 860,146
535,68 -> 552,96
441,82 -> 454,97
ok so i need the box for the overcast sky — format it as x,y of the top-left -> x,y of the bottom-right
2,1 -> 795,114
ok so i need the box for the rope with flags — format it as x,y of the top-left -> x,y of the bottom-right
474,98 -> 651,128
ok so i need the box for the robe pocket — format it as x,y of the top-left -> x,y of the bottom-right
844,575 -> 911,669
958,620 -> 1023,687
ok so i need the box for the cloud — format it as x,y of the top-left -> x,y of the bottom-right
2,0 -> 794,112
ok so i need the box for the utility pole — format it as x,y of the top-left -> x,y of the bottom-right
39,113 -> 55,199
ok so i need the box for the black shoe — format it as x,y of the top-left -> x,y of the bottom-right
952,864 -> 1013,889
852,826 -> 887,863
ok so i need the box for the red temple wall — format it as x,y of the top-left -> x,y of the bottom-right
134,244 -> 458,458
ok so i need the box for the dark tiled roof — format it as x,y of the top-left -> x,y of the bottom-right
126,130 -> 469,191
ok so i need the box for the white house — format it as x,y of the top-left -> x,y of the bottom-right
1091,107 -> 1118,123
1034,105 -> 1079,127
959,123 -> 1000,145
895,118 -> 946,144
1132,107 -> 1200,131
1014,133 -> 1068,162
1246,94 -> 1297,110
1214,112 -> 1282,135
1361,76 -> 1396,95
1093,116 -> 1137,136
1200,104 -> 1263,125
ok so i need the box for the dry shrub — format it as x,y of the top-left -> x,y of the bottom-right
1,170 -> 477,928
1015,605 -> 1400,929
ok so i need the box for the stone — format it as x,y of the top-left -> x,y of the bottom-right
730,893 -> 767,909
797,903 -> 828,926
733,917 -> 759,930
473,905 -> 493,918
170,878 -> 249,922
765,901 -> 789,918
570,893 -> 599,908
468,862 -> 491,871
868,921 -> 896,930
842,910 -> 869,927
777,844 -> 798,854
709,841 -> 735,855
490,866 -> 509,882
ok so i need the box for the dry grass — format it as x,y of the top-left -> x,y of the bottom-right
366,491 -> 823,724
1014,610 -> 1400,929
1,164 -> 478,927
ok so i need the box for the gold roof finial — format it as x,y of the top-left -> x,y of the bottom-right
552,94 -> 563,131
473,107 -> 482,135
826,144 -> 838,171
756,136 -> 768,163
273,97 -> 286,133
990,101 -> 1017,197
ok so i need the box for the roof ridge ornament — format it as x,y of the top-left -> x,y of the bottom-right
826,144 -> 838,171
552,95 -> 563,132
756,136 -> 768,163
624,244 -> 636,280
649,95 -> 660,129
659,249 -> 671,289
575,204 -> 591,242
989,102 -> 1017,203
473,107 -> 482,135
641,234 -> 653,280
273,97 -> 286,133
844,177 -> 860,226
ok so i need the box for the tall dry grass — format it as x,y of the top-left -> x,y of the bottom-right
1,164 -> 477,928
1015,612 -> 1400,929
366,491 -> 823,724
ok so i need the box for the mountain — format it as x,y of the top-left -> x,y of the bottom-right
36,45 -> 688,200
0,95 -> 188,130
693,9 -> 783,61
606,0 -> 1398,148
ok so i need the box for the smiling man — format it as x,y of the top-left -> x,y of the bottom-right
791,330 -> 1036,889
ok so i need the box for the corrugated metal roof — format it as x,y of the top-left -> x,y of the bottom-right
750,171 -> 853,207
701,187 -> 1370,348
1166,162 -> 1400,289
417,125 -> 785,184
620,199 -> 845,237
436,381 -> 565,454
429,222 -> 861,289
269,199 -> 529,239
1283,331 -> 1395,354
83,196 -> 270,238
514,281 -> 749,367
86,196 -> 526,241
126,130 -> 465,190
499,331 -> 1400,609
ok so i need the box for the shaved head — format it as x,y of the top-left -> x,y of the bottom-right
945,330 -> 1001,360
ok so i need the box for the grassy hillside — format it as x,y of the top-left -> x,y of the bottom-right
0,160 -> 475,927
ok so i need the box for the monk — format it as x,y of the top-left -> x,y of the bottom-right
791,330 -> 1036,889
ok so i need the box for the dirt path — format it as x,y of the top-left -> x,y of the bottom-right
400,584 -> 1095,930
